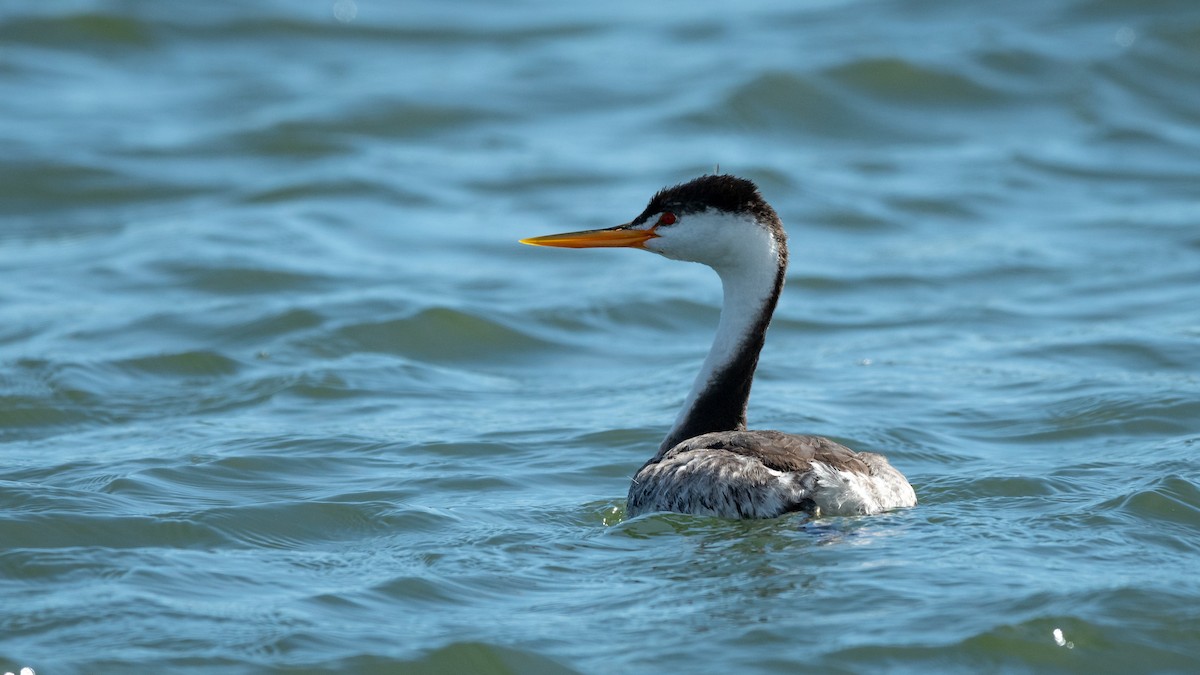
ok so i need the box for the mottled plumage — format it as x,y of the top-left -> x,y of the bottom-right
628,430 -> 916,518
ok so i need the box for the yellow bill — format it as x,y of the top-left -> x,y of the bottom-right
520,224 -> 657,249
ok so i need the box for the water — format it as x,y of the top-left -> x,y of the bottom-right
2,0 -> 1199,672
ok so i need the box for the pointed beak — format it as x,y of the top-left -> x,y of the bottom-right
520,224 -> 658,249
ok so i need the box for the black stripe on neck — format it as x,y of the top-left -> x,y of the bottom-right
656,260 -> 786,455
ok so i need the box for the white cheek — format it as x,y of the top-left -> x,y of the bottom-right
642,237 -> 670,257
648,211 -> 769,270
645,231 -> 700,262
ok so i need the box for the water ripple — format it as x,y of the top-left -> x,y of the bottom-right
3,1 -> 1200,673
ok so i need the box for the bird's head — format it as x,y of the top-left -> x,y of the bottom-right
521,175 -> 786,273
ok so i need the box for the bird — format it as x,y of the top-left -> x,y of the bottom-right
521,174 -> 916,519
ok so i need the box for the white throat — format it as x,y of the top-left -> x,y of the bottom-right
664,218 -> 784,442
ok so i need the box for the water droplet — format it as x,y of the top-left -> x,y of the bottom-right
333,0 -> 358,23
1052,627 -> 1074,648
1114,26 -> 1136,48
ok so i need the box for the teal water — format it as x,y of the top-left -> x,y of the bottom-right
2,1 -> 1199,673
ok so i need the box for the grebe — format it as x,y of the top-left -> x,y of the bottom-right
521,175 -> 916,519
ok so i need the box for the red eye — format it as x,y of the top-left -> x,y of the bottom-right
658,212 -> 677,225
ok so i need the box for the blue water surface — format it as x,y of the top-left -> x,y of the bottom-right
1,1 -> 1199,673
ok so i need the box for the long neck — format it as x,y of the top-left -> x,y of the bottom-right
657,236 -> 786,455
